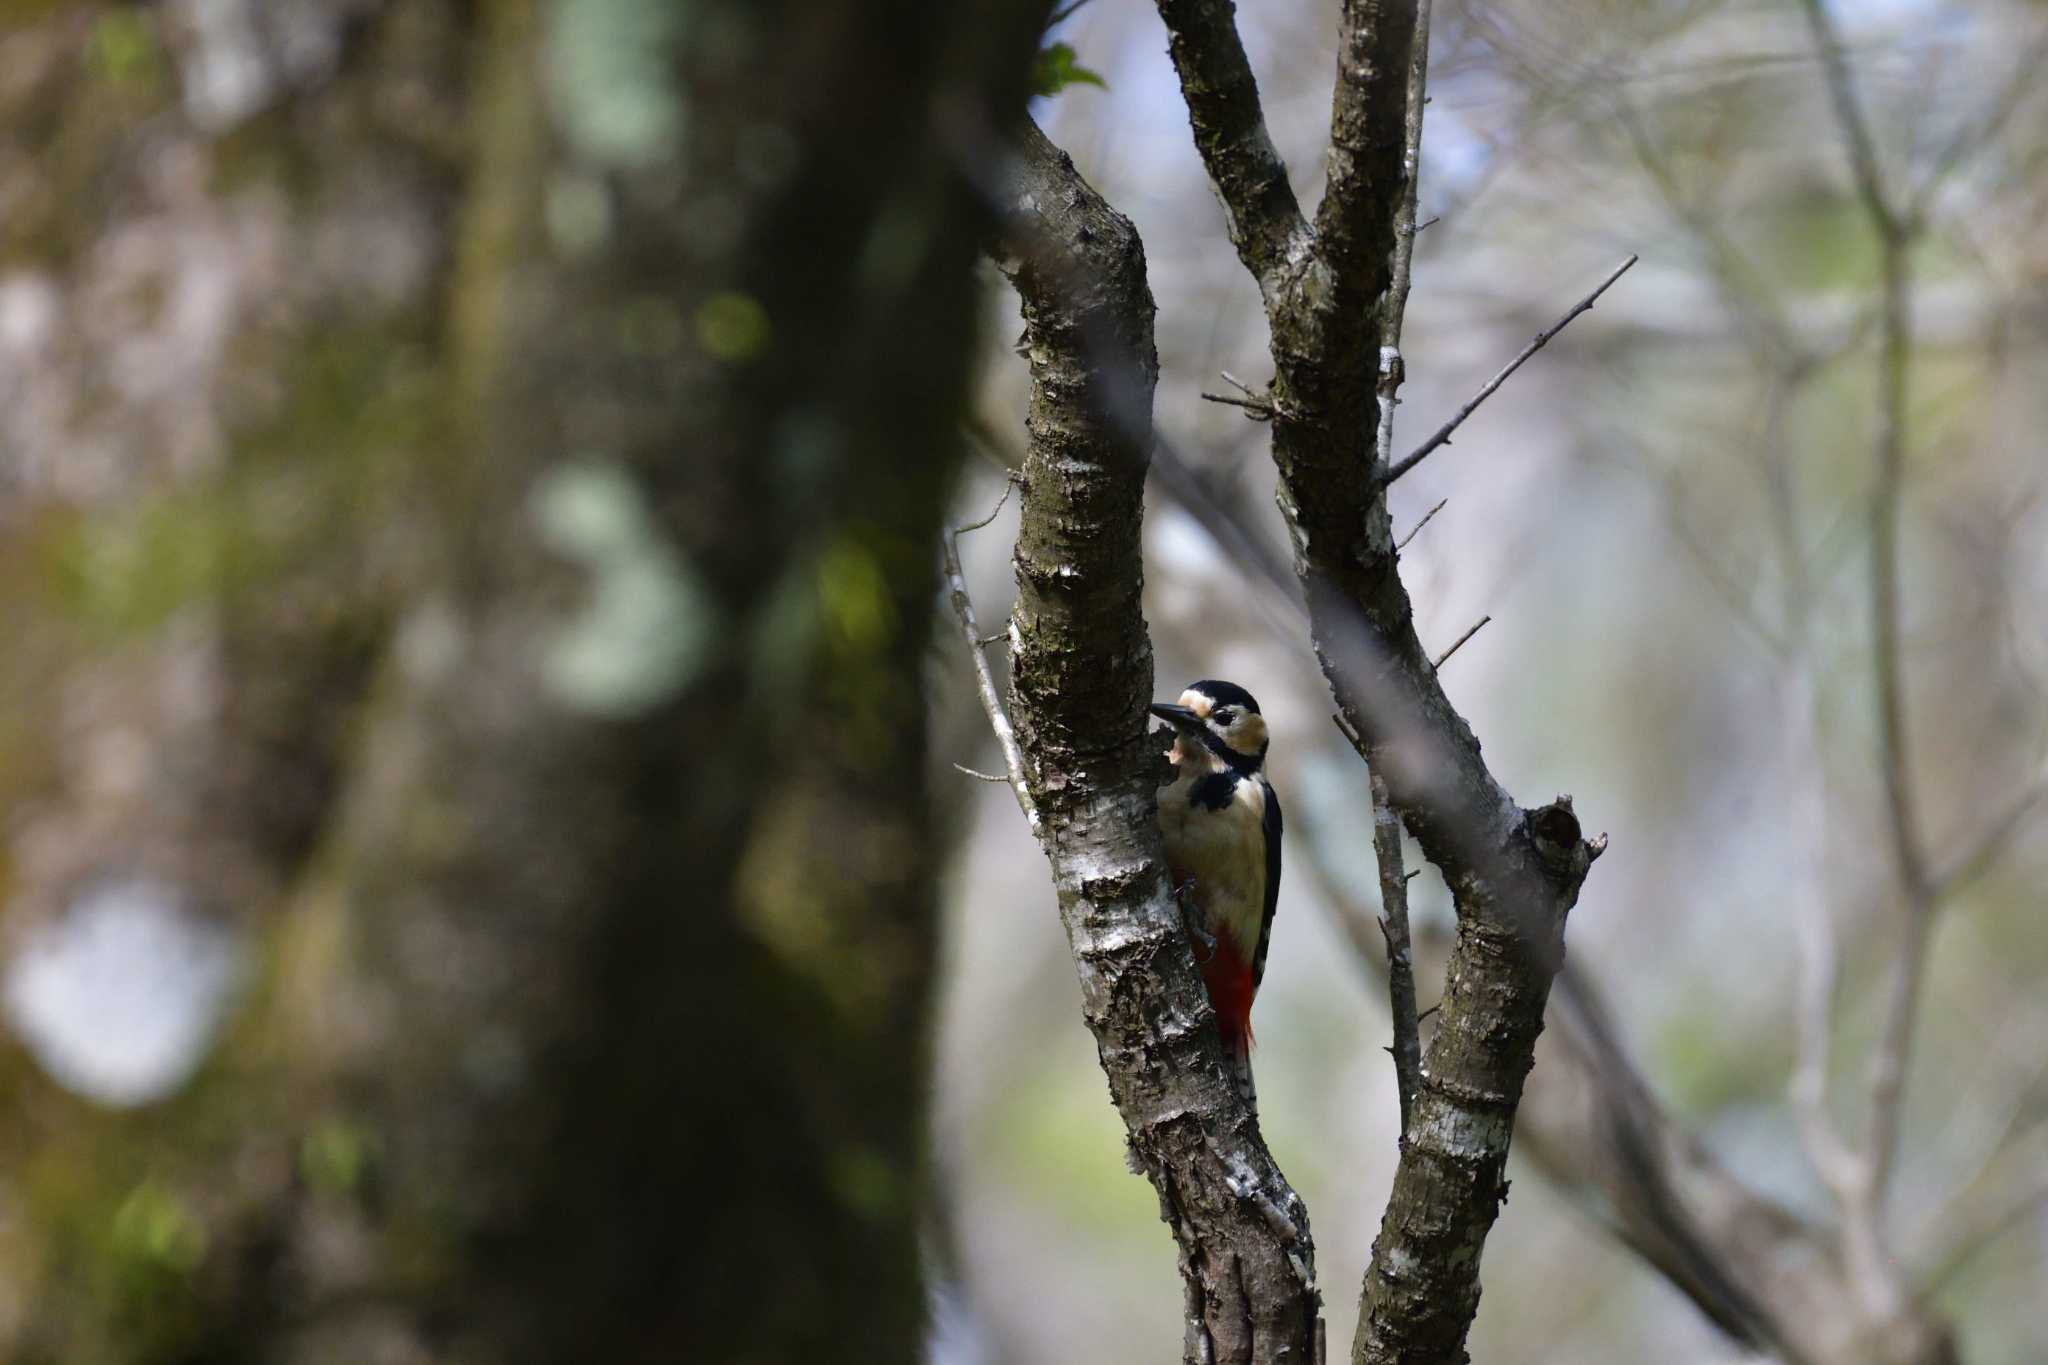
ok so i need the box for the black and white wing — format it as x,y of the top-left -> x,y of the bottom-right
1252,777 -> 1281,989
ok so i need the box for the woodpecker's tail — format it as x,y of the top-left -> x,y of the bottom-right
1200,941 -> 1259,1111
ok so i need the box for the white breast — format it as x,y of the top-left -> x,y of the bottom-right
1159,772 -> 1268,951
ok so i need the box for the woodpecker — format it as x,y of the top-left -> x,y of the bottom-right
1150,680 -> 1280,1104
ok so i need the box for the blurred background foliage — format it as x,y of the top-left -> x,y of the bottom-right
0,0 -> 1044,1360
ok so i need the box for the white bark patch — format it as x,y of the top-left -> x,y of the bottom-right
1411,1098 -> 1512,1157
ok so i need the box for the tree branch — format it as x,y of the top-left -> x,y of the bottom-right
1315,0 -> 1424,329
1385,255 -> 1638,486
1149,372 -> 1955,1365
1151,0 -> 1312,298
1157,4 -> 1614,1358
1395,498 -> 1446,551
943,477 -> 1036,830
1797,0 -> 1901,243
1332,713 -> 1424,1136
1428,614 -> 1490,672
1917,1121 -> 2048,1292
1902,28 -> 2048,230
993,116 -> 1322,1365
1798,0 -> 1930,1320
1931,773 -> 2048,901
1372,775 -> 1422,1135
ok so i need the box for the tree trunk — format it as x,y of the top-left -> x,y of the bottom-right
0,1 -> 1044,1360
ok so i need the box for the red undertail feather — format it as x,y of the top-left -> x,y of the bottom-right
1202,931 -> 1258,1104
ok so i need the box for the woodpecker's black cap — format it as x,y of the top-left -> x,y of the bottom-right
1188,680 -> 1261,714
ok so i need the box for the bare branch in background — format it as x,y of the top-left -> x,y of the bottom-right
1932,773 -> 2048,900
1797,0 -> 1936,1326
1903,28 -> 2048,228
1385,255 -> 1638,486
944,478 -> 1036,830
1798,0 -> 1900,241
1612,96 -> 1809,368
1918,1122 -> 2048,1292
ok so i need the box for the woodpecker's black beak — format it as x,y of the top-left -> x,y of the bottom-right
1149,702 -> 1204,732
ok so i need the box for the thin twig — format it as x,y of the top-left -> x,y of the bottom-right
1612,96 -> 1807,369
1318,714 -> 1421,1137
1372,0 -> 1433,477
1786,644 -> 1865,1200
957,472 -> 1020,534
1386,256 -> 1638,485
1903,29 -> 2048,230
1919,1142 -> 2048,1292
1932,773 -> 2048,901
1430,615 -> 1491,671
963,411 -> 1024,476
942,479 -> 1036,830
1797,0 -> 1900,241
953,764 -> 1011,783
1371,769 -> 1422,1135
1395,498 -> 1447,551
1201,390 -> 1274,419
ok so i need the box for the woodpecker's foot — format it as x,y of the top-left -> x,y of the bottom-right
1174,880 -> 1217,962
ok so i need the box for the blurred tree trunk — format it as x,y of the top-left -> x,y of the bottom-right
0,2 -> 1043,1361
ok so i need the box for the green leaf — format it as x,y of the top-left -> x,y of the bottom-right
1030,42 -> 1107,97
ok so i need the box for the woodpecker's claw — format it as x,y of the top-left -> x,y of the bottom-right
1174,879 -> 1217,962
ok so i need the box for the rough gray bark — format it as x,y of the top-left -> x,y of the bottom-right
994,119 -> 1323,1365
1147,4 -> 1607,1361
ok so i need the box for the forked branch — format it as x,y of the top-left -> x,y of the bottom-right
1154,4 -> 1612,1362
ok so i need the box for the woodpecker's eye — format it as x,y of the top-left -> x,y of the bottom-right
1213,707 -> 1237,724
